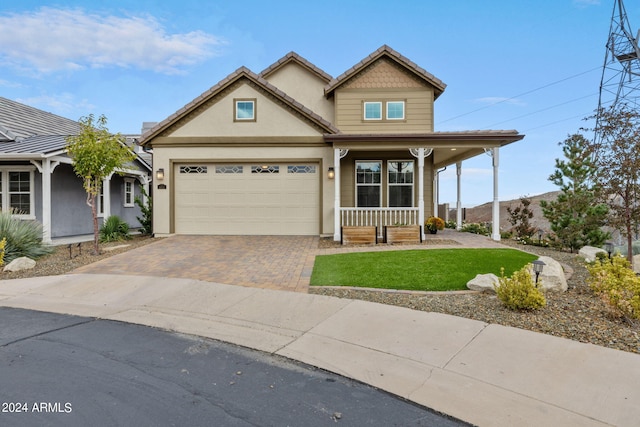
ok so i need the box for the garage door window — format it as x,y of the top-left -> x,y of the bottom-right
215,165 -> 243,174
287,165 -> 316,174
180,166 -> 208,174
251,165 -> 279,174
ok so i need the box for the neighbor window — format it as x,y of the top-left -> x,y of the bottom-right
0,168 -> 34,217
235,99 -> 256,121
386,101 -> 405,120
124,178 -> 134,207
98,184 -> 104,216
356,161 -> 382,207
363,102 -> 382,120
388,161 -> 414,207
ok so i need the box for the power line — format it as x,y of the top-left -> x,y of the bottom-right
439,66 -> 601,124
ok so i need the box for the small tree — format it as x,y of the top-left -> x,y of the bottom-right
66,114 -> 136,254
540,133 -> 609,252
587,104 -> 640,265
134,187 -> 152,235
506,196 -> 535,239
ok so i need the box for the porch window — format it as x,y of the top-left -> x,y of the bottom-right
363,102 -> 382,120
124,178 -> 134,207
356,161 -> 381,207
0,168 -> 35,218
388,161 -> 414,207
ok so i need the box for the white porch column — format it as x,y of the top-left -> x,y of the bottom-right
41,159 -> 52,244
417,148 -> 425,239
102,177 -> 112,219
456,162 -> 463,230
433,170 -> 438,220
491,147 -> 500,241
333,148 -> 342,241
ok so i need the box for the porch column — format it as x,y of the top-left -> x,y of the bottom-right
103,177 -> 112,219
41,159 -> 52,244
456,162 -> 462,230
433,171 -> 438,220
333,148 -> 342,241
491,147 -> 500,241
417,148 -> 425,239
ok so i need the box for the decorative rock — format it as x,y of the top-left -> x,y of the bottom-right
633,254 -> 640,275
467,273 -> 500,293
579,246 -> 607,263
3,257 -> 36,272
529,256 -> 567,292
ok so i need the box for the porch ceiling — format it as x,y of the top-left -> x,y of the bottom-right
324,131 -> 525,169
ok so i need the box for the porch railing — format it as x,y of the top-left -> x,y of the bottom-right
340,208 -> 420,237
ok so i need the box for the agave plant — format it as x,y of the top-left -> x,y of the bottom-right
0,211 -> 52,263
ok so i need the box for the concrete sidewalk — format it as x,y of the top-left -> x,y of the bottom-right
1,273 -> 638,426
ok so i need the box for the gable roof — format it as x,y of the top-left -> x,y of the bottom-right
139,66 -> 340,145
324,45 -> 446,99
260,51 -> 333,83
0,96 -> 80,141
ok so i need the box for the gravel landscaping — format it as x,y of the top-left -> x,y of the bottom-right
311,238 -> 640,354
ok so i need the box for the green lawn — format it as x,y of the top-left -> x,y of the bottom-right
310,248 -> 537,291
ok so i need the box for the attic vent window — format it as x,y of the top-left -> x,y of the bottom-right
235,99 -> 256,121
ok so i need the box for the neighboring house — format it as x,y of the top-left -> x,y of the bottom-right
0,96 -> 152,243
139,45 -> 524,240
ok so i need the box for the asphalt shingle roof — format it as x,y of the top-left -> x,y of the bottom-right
0,96 -> 80,140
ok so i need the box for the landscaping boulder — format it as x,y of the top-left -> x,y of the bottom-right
467,273 -> 500,293
633,254 -> 640,275
4,257 -> 36,272
529,256 -> 567,292
579,246 -> 607,263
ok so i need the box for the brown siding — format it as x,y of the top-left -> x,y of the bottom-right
339,151 -> 434,215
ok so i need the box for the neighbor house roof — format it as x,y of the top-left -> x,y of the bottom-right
260,51 -> 333,83
0,96 -> 79,141
139,66 -> 340,146
324,45 -> 447,98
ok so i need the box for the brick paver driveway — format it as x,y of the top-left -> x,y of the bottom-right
73,235 -> 319,292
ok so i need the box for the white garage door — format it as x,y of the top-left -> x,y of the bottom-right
174,163 -> 319,235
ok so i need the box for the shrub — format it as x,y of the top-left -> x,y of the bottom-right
461,222 -> 490,236
134,187 -> 152,235
0,237 -> 6,266
425,216 -> 445,232
444,219 -> 457,229
0,211 -> 53,262
495,266 -> 546,310
99,215 -> 131,242
587,255 -> 640,321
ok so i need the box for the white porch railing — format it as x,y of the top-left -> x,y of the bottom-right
340,208 -> 420,236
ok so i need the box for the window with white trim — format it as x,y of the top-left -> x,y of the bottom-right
388,160 -> 414,207
363,100 -> 405,121
356,161 -> 382,207
386,101 -> 405,120
235,99 -> 256,121
124,178 -> 134,207
0,168 -> 34,217
98,185 -> 104,216
363,102 -> 382,120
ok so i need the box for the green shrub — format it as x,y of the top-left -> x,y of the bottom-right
587,255 -> 640,320
445,219 -> 457,229
461,222 -> 490,236
495,266 -> 546,310
0,211 -> 53,262
99,215 -> 130,242
0,237 -> 6,266
134,187 -> 152,235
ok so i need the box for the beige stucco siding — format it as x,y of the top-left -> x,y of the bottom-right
263,62 -> 335,122
169,84 -> 321,138
334,88 -> 434,134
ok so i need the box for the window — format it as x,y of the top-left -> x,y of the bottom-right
98,185 -> 104,216
251,165 -> 279,174
180,166 -> 208,174
356,161 -> 382,207
124,178 -> 134,207
215,165 -> 243,174
363,102 -> 382,120
386,101 -> 405,120
235,99 -> 256,121
388,161 -> 414,207
287,165 -> 316,174
0,168 -> 34,217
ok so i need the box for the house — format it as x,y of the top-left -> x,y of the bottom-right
0,96 -> 152,243
139,45 -> 524,241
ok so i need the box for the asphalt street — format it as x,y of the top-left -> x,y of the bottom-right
0,307 -> 468,426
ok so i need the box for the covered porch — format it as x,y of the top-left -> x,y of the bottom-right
324,131 -> 525,242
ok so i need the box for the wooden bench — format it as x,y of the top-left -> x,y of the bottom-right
341,226 -> 378,245
384,225 -> 422,244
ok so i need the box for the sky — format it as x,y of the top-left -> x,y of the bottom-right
0,0 -> 633,207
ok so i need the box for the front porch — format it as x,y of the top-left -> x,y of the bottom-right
340,207 -> 420,239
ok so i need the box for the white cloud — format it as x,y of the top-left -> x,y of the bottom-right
16,94 -> 95,115
0,7 -> 225,74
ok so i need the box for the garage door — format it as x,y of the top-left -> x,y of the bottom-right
174,163 -> 319,235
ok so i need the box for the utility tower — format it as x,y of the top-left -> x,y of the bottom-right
597,0 -> 640,112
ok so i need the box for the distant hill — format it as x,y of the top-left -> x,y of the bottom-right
452,191 -> 561,233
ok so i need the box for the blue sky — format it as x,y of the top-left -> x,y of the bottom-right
0,0 -> 630,206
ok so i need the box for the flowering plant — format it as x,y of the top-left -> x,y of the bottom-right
425,216 -> 445,231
